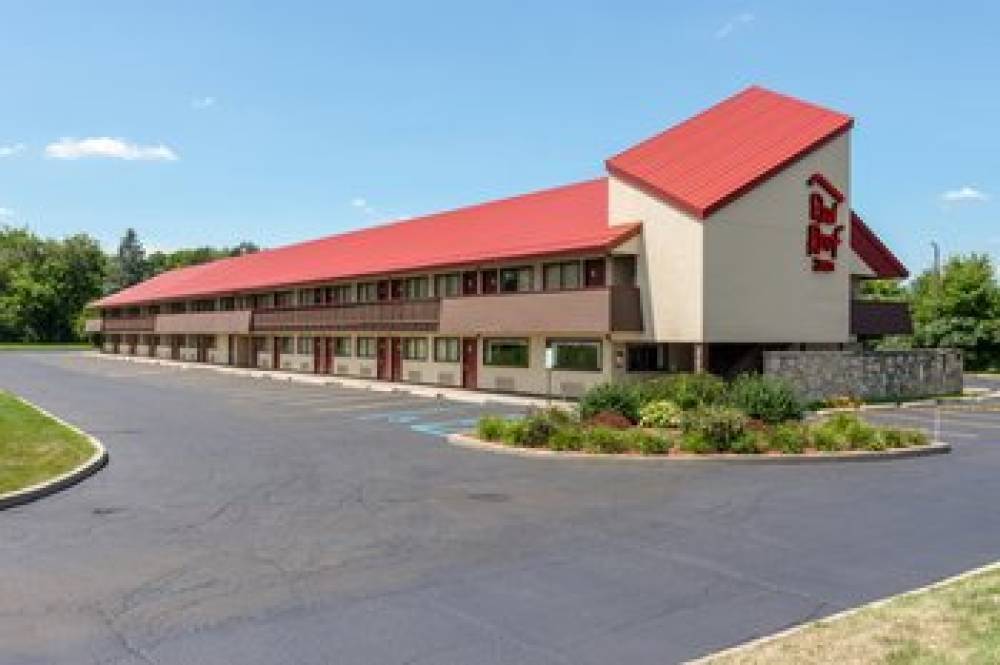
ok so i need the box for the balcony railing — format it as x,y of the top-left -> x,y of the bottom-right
84,318 -> 103,333
103,316 -> 155,332
251,299 -> 441,332
850,300 -> 913,337
438,286 -> 642,334
155,310 -> 252,334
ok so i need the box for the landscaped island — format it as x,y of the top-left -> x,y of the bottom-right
475,374 -> 930,456
0,391 -> 98,494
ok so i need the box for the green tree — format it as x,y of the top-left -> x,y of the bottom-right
115,227 -> 146,288
910,253 -> 1000,371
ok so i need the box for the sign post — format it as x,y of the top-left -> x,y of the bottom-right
544,347 -> 555,406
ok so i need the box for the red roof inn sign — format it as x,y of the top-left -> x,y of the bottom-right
806,173 -> 845,272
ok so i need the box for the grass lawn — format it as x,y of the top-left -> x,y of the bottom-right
0,391 -> 97,494
705,564 -> 1000,664
0,342 -> 90,351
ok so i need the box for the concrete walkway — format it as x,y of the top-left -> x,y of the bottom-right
89,351 -> 572,410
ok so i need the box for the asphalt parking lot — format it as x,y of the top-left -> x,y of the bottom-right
2,353 -> 1000,665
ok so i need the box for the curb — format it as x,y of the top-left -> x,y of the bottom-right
87,352 -> 569,410
684,559 -> 1000,664
445,433 -> 950,464
0,396 -> 108,511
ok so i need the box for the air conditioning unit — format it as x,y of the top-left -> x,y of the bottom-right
407,370 -> 422,383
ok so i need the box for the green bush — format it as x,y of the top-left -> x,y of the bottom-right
879,427 -> 930,448
548,426 -> 585,451
582,426 -> 630,454
680,405 -> 748,451
519,411 -> 557,447
579,382 -> 641,423
811,425 -> 846,451
638,400 -> 683,428
635,431 -> 672,455
902,428 -> 930,446
679,431 -> 717,454
729,432 -> 763,455
636,373 -> 727,410
477,415 -> 509,442
726,373 -> 803,424
500,420 -> 529,446
768,422 -> 808,454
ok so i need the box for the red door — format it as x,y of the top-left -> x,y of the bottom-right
462,271 -> 478,295
584,258 -> 606,287
325,337 -> 334,374
461,338 -> 478,389
171,336 -> 181,360
390,279 -> 403,300
313,337 -> 323,374
390,338 -> 402,381
272,336 -> 281,370
480,269 -> 498,294
377,280 -> 390,301
149,336 -> 157,358
376,337 -> 389,379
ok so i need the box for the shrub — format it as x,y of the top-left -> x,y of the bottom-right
681,405 -> 748,451
637,373 -> 726,410
548,426 -> 585,451
477,415 -> 509,442
880,427 -> 929,448
826,394 -> 864,409
679,431 -> 717,454
638,400 -> 683,428
729,432 -> 763,454
635,430 -> 672,455
519,411 -> 558,447
587,409 -> 634,429
811,425 -> 845,451
499,420 -> 529,446
769,422 -> 808,454
901,428 -> 930,446
578,382 -> 641,423
726,373 -> 803,424
583,426 -> 630,454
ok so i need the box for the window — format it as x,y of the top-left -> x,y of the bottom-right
203,335 -> 217,349
484,338 -> 530,367
357,337 -> 377,358
499,266 -> 533,293
274,291 -> 294,308
333,336 -> 352,356
404,277 -> 430,300
252,293 -> 272,309
186,334 -> 198,347
220,297 -> 235,311
329,284 -> 352,304
299,289 -> 319,306
434,337 -> 460,363
543,261 -> 581,290
434,273 -> 461,298
297,336 -> 313,354
402,337 -> 428,361
279,336 -> 294,354
547,339 -> 601,372
627,344 -> 666,372
169,302 -> 186,313
356,282 -> 378,303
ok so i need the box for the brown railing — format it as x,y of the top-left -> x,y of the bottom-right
155,310 -> 253,334
251,299 -> 441,332
850,300 -> 913,336
103,316 -> 155,332
438,286 -> 642,334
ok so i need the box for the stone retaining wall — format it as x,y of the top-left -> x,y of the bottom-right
763,349 -> 963,402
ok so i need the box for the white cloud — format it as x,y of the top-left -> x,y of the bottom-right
191,96 -> 216,110
0,143 -> 25,158
0,207 -> 13,218
715,12 -> 755,39
44,137 -> 178,161
351,197 -> 377,216
940,186 -> 989,203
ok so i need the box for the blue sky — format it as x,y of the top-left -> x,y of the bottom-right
0,1 -> 997,275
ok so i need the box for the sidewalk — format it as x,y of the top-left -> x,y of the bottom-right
88,352 -> 571,410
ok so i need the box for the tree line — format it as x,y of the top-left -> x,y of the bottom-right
0,226 -> 257,342
863,253 -> 1000,371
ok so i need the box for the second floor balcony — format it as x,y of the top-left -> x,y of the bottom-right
251,299 -> 441,332
102,316 -> 155,333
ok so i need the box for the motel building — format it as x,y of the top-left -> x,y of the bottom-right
87,86 -> 911,398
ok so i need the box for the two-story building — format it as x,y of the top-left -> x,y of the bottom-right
89,86 -> 910,397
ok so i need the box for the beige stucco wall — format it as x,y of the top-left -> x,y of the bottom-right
702,133 -> 851,343
475,334 -> 613,397
608,175 -> 704,342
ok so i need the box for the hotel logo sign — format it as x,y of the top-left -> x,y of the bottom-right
805,173 -> 844,272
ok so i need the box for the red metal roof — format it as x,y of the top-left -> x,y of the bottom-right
96,179 -> 640,307
850,211 -> 908,279
606,86 -> 853,219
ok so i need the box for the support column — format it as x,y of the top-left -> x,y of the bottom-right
693,343 -> 710,374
